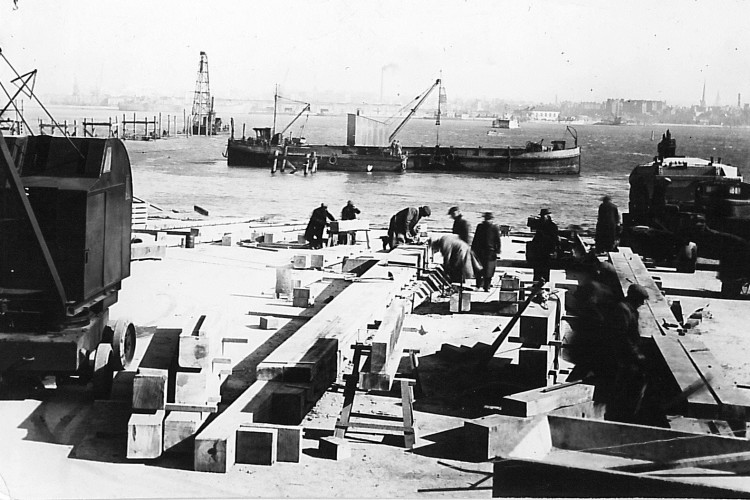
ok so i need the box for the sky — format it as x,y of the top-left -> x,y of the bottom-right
2,0 -> 750,106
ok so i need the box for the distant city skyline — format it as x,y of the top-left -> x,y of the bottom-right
2,0 -> 750,108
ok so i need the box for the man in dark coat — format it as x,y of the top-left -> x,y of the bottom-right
595,195 -> 621,254
605,284 -> 650,423
472,212 -> 501,291
304,203 -> 335,249
448,206 -> 471,244
430,234 -> 479,284
338,200 -> 361,245
387,205 -> 431,250
527,208 -> 559,283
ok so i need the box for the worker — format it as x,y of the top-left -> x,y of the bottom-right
429,234 -> 480,285
338,200 -> 361,245
448,206 -> 471,244
595,195 -> 621,254
527,208 -> 559,283
387,205 -> 431,250
605,284 -> 650,424
471,212 -> 501,291
304,203 -> 335,250
675,236 -> 698,273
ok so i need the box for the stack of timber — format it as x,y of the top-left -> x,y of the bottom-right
609,248 -> 750,423
127,313 -> 234,459
474,414 -> 750,497
506,281 -> 568,388
193,247 -> 427,472
497,273 -> 522,315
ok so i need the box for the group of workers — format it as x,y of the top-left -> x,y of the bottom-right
304,195 -> 662,424
303,200 -> 360,249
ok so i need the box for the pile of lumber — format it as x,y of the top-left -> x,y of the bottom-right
609,248 -> 750,422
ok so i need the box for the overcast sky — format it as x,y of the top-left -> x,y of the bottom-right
2,0 -> 749,106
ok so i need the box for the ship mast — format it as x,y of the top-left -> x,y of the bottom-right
272,84 -> 278,137
436,73 -> 445,146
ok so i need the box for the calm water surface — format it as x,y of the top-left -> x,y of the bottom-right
32,106 -> 750,234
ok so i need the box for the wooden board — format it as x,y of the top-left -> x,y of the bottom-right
193,380 -> 281,473
163,410 -> 208,453
369,297 -> 409,373
127,410 -> 166,459
502,382 -> 595,417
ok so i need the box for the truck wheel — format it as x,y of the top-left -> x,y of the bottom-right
106,319 -> 136,371
92,344 -> 114,399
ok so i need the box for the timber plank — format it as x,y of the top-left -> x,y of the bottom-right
193,380 -> 281,472
369,297 -> 409,373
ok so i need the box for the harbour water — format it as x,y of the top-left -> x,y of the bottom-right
22,105 -> 750,234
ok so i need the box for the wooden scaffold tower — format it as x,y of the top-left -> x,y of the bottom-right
190,51 -> 216,136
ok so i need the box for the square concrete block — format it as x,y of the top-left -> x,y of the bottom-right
292,287 -> 314,308
498,303 -> 519,315
319,436 -> 351,460
449,292 -> 471,312
310,254 -> 325,269
501,276 -> 520,291
497,290 -> 519,303
518,299 -> 558,345
236,427 -> 278,466
240,423 -> 302,463
259,316 -> 280,330
293,254 -> 311,269
221,233 -> 232,246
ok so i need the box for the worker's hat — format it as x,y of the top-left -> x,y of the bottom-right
540,208 -> 552,216
483,212 -> 494,220
421,206 -> 432,217
448,206 -> 459,215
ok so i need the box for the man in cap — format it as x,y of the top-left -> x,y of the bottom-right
472,212 -> 502,291
527,208 -> 559,283
595,195 -> 621,254
338,200 -> 361,245
387,205 -> 431,250
448,206 -> 471,244
304,203 -> 336,249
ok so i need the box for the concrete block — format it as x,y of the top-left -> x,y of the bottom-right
240,423 -> 302,463
449,291 -> 471,312
292,287 -> 314,308
297,233 -> 307,244
259,316 -> 280,330
519,346 -> 556,388
132,370 -> 168,411
293,254 -> 311,269
236,427 -> 277,466
497,290 -> 519,303
127,410 -> 166,459
501,276 -> 520,291
498,302 -> 519,315
271,385 -> 308,425
163,411 -> 207,453
318,436 -> 351,460
310,254 -> 325,269
221,233 -> 232,246
263,233 -> 275,243
518,299 -> 558,345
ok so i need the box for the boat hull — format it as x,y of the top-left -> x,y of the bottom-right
405,146 -> 581,175
226,140 -> 580,175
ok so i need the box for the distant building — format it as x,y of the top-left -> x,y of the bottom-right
528,108 -> 560,121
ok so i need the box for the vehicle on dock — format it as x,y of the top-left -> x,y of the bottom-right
622,130 -> 750,296
0,133 -> 136,396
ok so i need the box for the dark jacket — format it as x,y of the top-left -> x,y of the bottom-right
341,203 -> 360,220
389,207 -> 422,240
596,200 -> 621,251
472,220 -> 501,260
304,206 -> 335,241
452,216 -> 471,244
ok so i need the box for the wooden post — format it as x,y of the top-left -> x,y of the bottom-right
282,145 -> 288,172
311,151 -> 318,173
304,153 -> 310,176
271,150 -> 278,173
242,123 -> 245,140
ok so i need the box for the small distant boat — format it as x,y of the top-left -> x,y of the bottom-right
490,116 -> 519,129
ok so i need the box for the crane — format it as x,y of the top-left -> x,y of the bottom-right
388,78 -> 441,144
